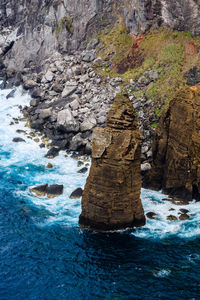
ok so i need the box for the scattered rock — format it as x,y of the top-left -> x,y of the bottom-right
45,147 -> 60,158
31,184 -> 48,197
57,108 -> 79,133
167,215 -> 178,221
46,163 -> 53,168
70,187 -> 83,199
179,213 -> 190,220
77,167 -> 88,174
47,184 -> 64,198
31,184 -> 63,198
82,51 -> 95,62
179,208 -> 189,214
12,137 -> 26,143
62,83 -> 77,98
77,161 -> 84,167
6,89 -> 15,99
146,212 -> 157,219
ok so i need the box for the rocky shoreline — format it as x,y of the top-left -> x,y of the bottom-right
0,45 -> 159,173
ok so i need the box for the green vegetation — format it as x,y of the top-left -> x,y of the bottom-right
96,26 -> 200,105
97,22 -> 132,66
56,17 -> 73,34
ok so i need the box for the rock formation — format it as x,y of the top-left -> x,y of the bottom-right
144,85 -> 200,201
79,91 -> 145,231
1,1 -> 200,72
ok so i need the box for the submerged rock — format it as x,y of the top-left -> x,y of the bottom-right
79,91 -> 145,231
144,86 -> 200,202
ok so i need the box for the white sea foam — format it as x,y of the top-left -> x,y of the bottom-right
1,85 -> 200,238
153,269 -> 171,278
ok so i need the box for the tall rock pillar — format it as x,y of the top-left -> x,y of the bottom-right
79,91 -> 145,231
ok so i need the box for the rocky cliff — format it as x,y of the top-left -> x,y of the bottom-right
144,86 -> 200,201
79,91 -> 145,231
1,0 -> 200,72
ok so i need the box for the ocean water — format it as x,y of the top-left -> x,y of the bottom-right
0,85 -> 200,299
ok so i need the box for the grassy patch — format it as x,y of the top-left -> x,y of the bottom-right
96,26 -> 200,105
56,17 -> 73,35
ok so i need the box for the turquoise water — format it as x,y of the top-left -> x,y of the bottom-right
0,85 -> 200,299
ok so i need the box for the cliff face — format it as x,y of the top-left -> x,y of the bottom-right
1,0 -> 200,71
144,86 -> 200,201
79,92 -> 145,231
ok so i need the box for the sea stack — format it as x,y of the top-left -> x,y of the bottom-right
79,91 -> 145,231
144,86 -> 200,201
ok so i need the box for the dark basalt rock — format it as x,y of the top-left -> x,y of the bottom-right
146,212 -> 157,220
179,213 -> 190,221
31,184 -> 48,197
47,184 -> 64,198
31,184 -> 63,198
6,89 -> 15,99
79,91 -> 145,231
45,147 -> 60,159
13,137 -> 26,143
77,167 -> 88,174
70,188 -> 83,199
167,215 -> 178,221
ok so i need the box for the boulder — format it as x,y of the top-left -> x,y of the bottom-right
23,79 -> 37,90
79,91 -> 145,231
31,184 -> 63,198
144,86 -> 200,202
57,108 -> 79,133
167,215 -> 178,221
146,212 -> 157,219
80,117 -> 97,132
82,51 -> 95,62
47,184 -> 63,198
179,213 -> 190,220
13,137 -> 26,143
70,188 -> 83,199
62,83 -> 77,98
70,133 -> 86,151
45,147 -> 60,158
39,108 -> 52,119
46,163 -> 53,168
31,184 -> 48,197
6,89 -> 15,99
77,167 -> 88,174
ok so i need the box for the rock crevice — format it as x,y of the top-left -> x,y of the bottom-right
144,86 -> 200,201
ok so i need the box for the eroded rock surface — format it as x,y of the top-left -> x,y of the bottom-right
144,86 -> 200,201
79,92 -> 145,231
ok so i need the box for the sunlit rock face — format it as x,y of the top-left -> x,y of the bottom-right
79,92 -> 145,231
144,86 -> 200,202
1,0 -> 200,71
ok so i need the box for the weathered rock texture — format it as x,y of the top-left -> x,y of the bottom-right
144,86 -> 200,201
79,92 -> 145,231
1,0 -> 200,72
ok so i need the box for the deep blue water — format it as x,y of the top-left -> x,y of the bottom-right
0,86 -> 200,299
